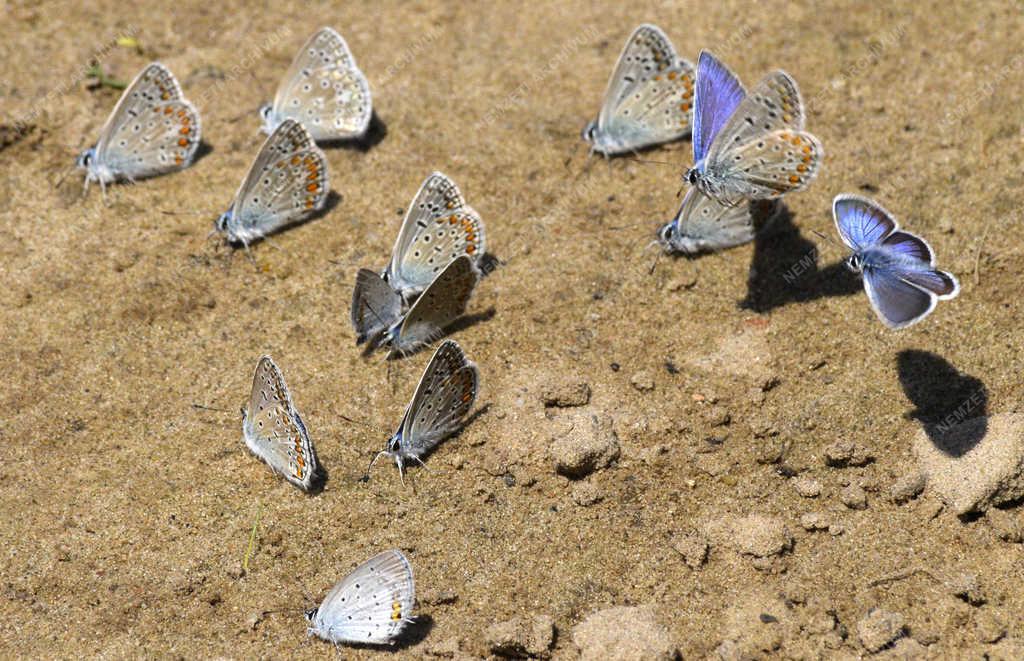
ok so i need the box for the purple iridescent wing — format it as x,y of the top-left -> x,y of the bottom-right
863,267 -> 937,329
692,50 -> 746,165
832,194 -> 897,250
882,230 -> 933,264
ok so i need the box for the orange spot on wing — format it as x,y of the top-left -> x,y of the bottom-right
178,138 -> 189,147
306,183 -> 318,192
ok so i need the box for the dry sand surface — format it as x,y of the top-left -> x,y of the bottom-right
2,0 -> 1024,658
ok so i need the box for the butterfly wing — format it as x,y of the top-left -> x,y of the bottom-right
94,62 -> 200,178
384,172 -> 484,296
392,256 -> 479,355
882,232 -> 959,297
270,27 -> 372,140
226,119 -> 329,243
862,263 -> 938,329
398,340 -> 478,460
593,24 -> 695,153
311,550 -> 415,645
242,356 -> 318,490
692,50 -> 746,165
700,70 -> 821,199
832,194 -> 898,250
665,187 -> 776,253
351,269 -> 404,345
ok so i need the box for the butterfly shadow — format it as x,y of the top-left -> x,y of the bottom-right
319,111 -> 387,152
897,349 -> 988,457
738,206 -> 861,312
193,140 -> 214,165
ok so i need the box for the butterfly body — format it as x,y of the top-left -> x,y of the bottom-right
77,62 -> 200,194
261,27 -> 371,142
306,550 -> 415,645
687,51 -> 822,203
368,340 -> 478,482
582,24 -> 695,156
382,256 -> 479,356
833,194 -> 959,329
216,118 -> 329,247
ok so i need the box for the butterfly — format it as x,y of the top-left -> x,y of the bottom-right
215,118 -> 329,247
241,356 -> 320,491
657,186 -> 780,254
76,62 -> 200,196
306,550 -> 415,645
366,340 -> 478,482
833,194 -> 959,329
260,26 -> 372,143
352,255 -> 479,356
581,24 -> 695,155
684,50 -> 823,202
381,171 -> 485,300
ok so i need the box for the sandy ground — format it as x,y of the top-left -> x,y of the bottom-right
2,0 -> 1024,658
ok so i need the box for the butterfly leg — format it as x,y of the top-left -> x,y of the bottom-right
411,455 -> 430,471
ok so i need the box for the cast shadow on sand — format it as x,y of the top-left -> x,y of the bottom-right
738,207 -> 861,312
897,349 -> 988,457
318,112 -> 387,152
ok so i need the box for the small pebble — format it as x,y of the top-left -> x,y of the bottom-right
824,439 -> 874,467
987,508 -> 1023,543
571,481 -> 602,506
857,608 -> 905,653
730,515 -> 792,558
800,512 -> 828,531
890,471 -> 926,504
541,379 -> 591,408
793,476 -> 822,498
670,532 -> 709,569
549,414 -> 620,478
631,371 -> 655,392
840,483 -> 868,510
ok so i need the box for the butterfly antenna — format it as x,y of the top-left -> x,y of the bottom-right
563,141 -> 582,169
53,162 -> 77,190
362,450 -> 388,482
811,229 -> 841,251
192,403 -> 232,413
648,249 -> 663,275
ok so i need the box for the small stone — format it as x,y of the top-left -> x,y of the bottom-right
825,440 -> 874,467
573,605 -> 675,660
946,572 -> 985,606
730,515 -> 792,558
245,611 -> 264,631
800,512 -> 829,531
985,636 -> 1024,660
828,523 -> 845,536
913,413 -> 1024,514
487,615 -> 554,658
631,371 -> 655,392
670,532 -> 709,569
883,638 -> 927,659
974,609 -> 1006,644
754,437 -> 786,465
666,274 -> 698,292
424,636 -> 461,657
857,608 -> 905,653
541,379 -> 591,408
549,414 -> 620,478
793,476 -> 822,498
938,217 -> 955,234
702,406 -> 731,427
987,508 -> 1023,543
840,483 -> 868,510
890,471 -> 926,504
572,481 -> 603,506
420,588 -> 458,606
